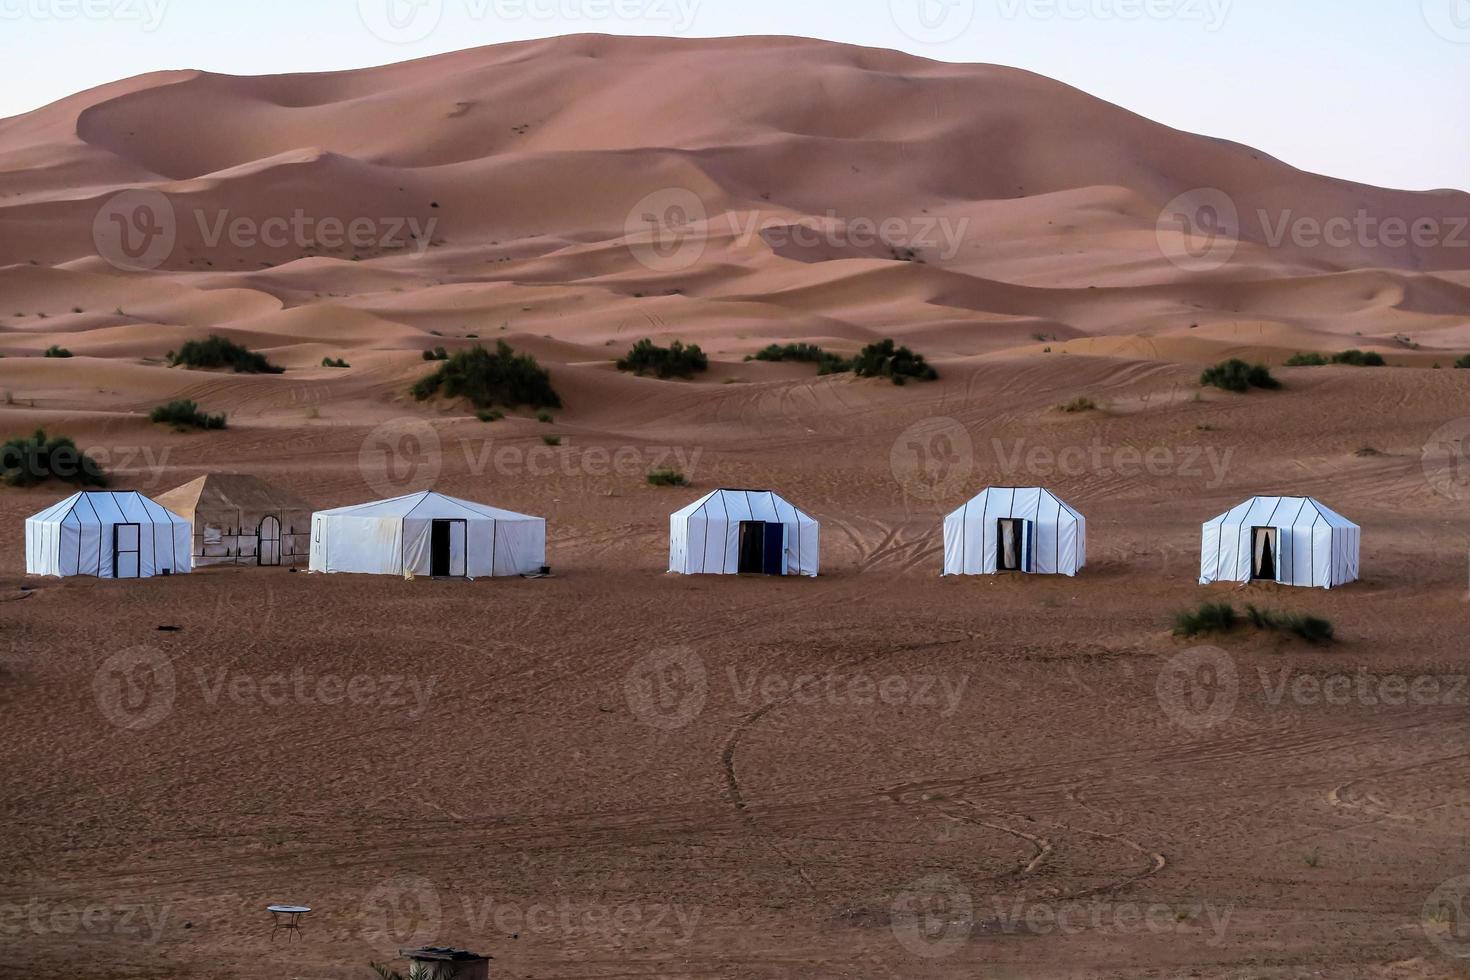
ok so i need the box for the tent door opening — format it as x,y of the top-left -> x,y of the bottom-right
430,519 -> 467,578
997,519 -> 1026,572
1251,526 -> 1278,581
257,515 -> 281,566
113,523 -> 141,579
737,521 -> 785,575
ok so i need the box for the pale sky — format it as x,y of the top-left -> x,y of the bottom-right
2,0 -> 1466,192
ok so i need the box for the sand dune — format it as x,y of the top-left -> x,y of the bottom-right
0,34 -> 1465,418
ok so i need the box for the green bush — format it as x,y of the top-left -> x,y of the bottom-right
647,468 -> 688,487
851,339 -> 938,385
1331,349 -> 1385,367
1173,601 -> 1240,637
1284,352 -> 1328,367
422,347 -> 448,362
746,342 -> 854,374
542,435 -> 561,446
0,429 -> 107,487
537,411 -> 554,423
150,399 -> 226,430
1246,605 -> 1335,645
1455,354 -> 1470,369
43,345 -> 73,358
476,409 -> 503,423
321,357 -> 350,368
168,335 -> 283,374
617,339 -> 709,379
1057,396 -> 1098,413
412,340 -> 561,410
1201,358 -> 1280,392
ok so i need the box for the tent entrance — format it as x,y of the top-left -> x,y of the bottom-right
113,523 -> 141,579
997,519 -> 1026,572
737,521 -> 785,575
257,515 -> 281,566
1251,527 -> 1278,581
430,519 -> 467,578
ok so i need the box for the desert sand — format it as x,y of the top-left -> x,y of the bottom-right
1,34 -> 1469,980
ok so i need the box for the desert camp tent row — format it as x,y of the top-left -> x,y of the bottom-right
22,480 -> 1361,590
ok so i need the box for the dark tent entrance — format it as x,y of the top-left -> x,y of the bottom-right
996,518 -> 1030,573
430,519 -> 468,578
1251,526 -> 1278,581
737,520 -> 786,576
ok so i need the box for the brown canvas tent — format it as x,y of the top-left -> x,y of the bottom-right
156,473 -> 314,566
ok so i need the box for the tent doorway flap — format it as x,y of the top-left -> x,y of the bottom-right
1251,526 -> 1278,581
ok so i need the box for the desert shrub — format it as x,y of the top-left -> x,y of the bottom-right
0,429 -> 107,487
168,335 -> 283,374
1331,349 -> 1385,367
1201,358 -> 1279,392
1284,352 -> 1328,367
647,468 -> 688,487
422,347 -> 448,362
321,357 -> 350,368
850,339 -> 938,385
412,340 -> 560,410
617,339 -> 708,379
537,411 -> 554,423
542,435 -> 561,446
150,399 -> 226,430
476,409 -> 503,422
747,342 -> 851,373
1455,355 -> 1470,369
1173,601 -> 1239,637
43,345 -> 72,358
1246,605 -> 1335,645
1057,396 -> 1098,413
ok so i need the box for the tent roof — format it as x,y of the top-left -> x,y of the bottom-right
315,490 -> 541,523
26,490 -> 186,525
947,487 -> 1083,522
670,488 -> 816,523
156,473 -> 315,517
1204,496 -> 1357,530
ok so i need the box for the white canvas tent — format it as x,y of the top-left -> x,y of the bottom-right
668,489 -> 818,577
25,491 -> 191,578
309,491 -> 545,578
943,487 -> 1086,576
1200,496 -> 1359,589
